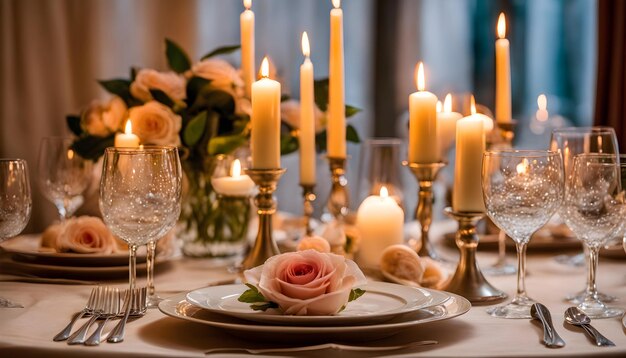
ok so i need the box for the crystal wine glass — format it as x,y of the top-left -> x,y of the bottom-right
482,150 -> 563,318
38,137 -> 92,220
99,147 -> 182,294
0,159 -> 32,307
561,153 -> 624,318
550,126 -> 619,303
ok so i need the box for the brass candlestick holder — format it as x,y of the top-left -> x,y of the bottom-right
240,168 -> 286,271
300,184 -> 316,236
327,157 -> 350,221
403,161 -> 447,261
442,207 -> 507,304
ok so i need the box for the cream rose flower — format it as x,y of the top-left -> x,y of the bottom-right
244,250 -> 367,316
296,235 -> 331,253
55,216 -> 118,254
280,100 -> 326,134
128,101 -> 182,146
192,59 -> 250,116
80,96 -> 127,136
130,69 -> 186,105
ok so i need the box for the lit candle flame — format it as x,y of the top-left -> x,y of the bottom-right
516,158 -> 529,174
416,62 -> 425,91
243,0 -> 251,10
260,57 -> 269,78
302,32 -> 310,57
124,120 -> 133,135
444,93 -> 453,113
67,149 -> 74,160
380,185 -> 389,198
231,159 -> 241,177
497,13 -> 506,39
470,95 -> 477,115
536,94 -> 548,122
332,0 -> 340,9
436,101 -> 442,113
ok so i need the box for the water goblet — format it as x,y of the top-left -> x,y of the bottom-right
0,159 -> 32,307
550,126 -> 619,303
99,147 -> 182,294
37,137 -> 92,220
561,153 -> 624,318
482,150 -> 563,318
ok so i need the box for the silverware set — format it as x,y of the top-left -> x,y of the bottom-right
53,286 -> 147,346
530,303 -> 616,348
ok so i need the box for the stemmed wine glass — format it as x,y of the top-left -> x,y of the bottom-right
482,150 -> 563,318
99,147 -> 182,294
561,153 -> 624,318
38,137 -> 92,220
550,126 -> 619,303
0,159 -> 32,308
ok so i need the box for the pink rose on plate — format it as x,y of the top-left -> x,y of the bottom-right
55,216 -> 119,254
242,250 -> 367,316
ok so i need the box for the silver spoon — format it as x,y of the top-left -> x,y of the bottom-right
530,303 -> 565,348
564,307 -> 615,347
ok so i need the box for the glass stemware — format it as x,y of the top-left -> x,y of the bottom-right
0,159 -> 32,308
550,126 -> 619,303
561,153 -> 624,318
99,147 -> 182,294
482,150 -> 563,318
357,138 -> 404,208
37,137 -> 92,220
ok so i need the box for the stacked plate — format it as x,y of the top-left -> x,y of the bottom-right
0,234 -> 167,280
158,282 -> 470,341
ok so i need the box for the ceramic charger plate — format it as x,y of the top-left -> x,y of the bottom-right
160,288 -> 470,341
185,282 -> 450,326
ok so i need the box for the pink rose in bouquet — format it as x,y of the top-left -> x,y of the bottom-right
54,216 -> 120,254
242,250 -> 367,316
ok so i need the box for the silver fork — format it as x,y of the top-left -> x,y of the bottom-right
53,287 -> 100,342
67,287 -> 108,345
84,288 -> 120,346
107,287 -> 147,343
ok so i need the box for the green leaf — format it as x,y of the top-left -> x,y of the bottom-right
238,284 -> 266,303
314,79 -> 329,111
98,79 -> 140,107
191,89 -> 235,114
130,67 -> 139,81
149,89 -> 175,108
349,288 -> 366,302
346,124 -> 360,143
345,105 -> 361,118
183,111 -> 207,147
208,134 -> 247,155
281,94 -> 291,102
315,130 -> 327,153
66,115 -> 82,136
186,76 -> 212,105
70,134 -> 115,161
280,133 -> 299,155
250,302 -> 279,311
165,38 -> 191,73
200,45 -> 241,60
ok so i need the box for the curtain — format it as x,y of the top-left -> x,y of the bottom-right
0,0 -> 375,232
594,0 -> 626,149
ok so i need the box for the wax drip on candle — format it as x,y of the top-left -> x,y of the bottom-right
243,0 -> 251,10
231,159 -> 242,177
444,93 -> 452,113
332,0 -> 340,9
497,13 -> 506,39
302,32 -> 310,58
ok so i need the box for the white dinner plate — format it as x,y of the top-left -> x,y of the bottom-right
160,289 -> 470,341
185,282 -> 450,326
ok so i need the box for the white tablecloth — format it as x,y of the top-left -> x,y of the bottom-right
1,221 -> 626,357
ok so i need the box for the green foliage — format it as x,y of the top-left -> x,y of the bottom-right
346,124 -> 360,143
201,45 -> 241,60
165,38 -> 191,73
186,77 -> 212,105
149,89 -> 175,108
98,79 -> 140,107
238,284 -> 279,311
348,288 -> 366,302
345,105 -> 361,118
208,133 -> 247,155
66,115 -> 82,136
70,135 -> 115,161
280,132 -> 299,155
313,79 -> 329,111
183,111 -> 207,147
190,88 -> 235,114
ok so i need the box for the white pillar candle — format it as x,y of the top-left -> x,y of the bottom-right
495,13 -> 512,123
240,0 -> 255,98
453,100 -> 486,212
251,57 -> 281,169
211,159 -> 255,197
356,186 -> 405,269
408,62 -> 438,163
437,93 -> 463,159
299,32 -> 316,185
327,0 -> 346,158
114,120 -> 140,148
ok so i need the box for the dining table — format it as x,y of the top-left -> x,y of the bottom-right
1,220 -> 626,357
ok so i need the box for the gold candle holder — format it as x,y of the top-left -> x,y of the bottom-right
327,157 -> 350,221
300,184 -> 316,236
403,161 -> 447,261
240,168 -> 286,271
442,207 -> 507,304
